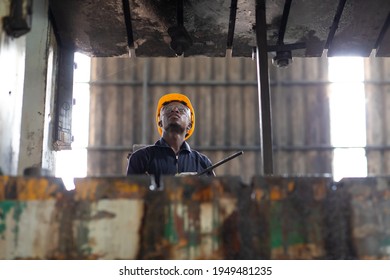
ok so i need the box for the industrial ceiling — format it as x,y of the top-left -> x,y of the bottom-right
49,0 -> 390,59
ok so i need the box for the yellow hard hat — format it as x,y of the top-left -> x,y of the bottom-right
156,93 -> 195,140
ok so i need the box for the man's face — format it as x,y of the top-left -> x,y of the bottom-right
159,101 -> 191,134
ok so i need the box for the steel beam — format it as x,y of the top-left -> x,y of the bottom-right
255,0 -> 273,175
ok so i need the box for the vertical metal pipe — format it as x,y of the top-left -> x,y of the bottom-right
277,0 -> 292,45
176,0 -> 184,26
122,0 -> 134,48
227,0 -> 238,49
142,58 -> 150,144
255,0 -> 274,174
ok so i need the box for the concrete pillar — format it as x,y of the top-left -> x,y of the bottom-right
16,0 -> 52,175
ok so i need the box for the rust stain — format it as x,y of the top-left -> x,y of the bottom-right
270,185 -> 282,201
210,180 -> 225,195
177,238 -> 188,248
0,176 -> 11,200
252,188 -> 266,201
74,178 -> 147,200
287,181 -> 295,193
18,178 -> 59,200
192,187 -> 213,201
75,180 -> 98,200
115,181 -> 142,194
313,182 -> 327,200
167,188 -> 184,201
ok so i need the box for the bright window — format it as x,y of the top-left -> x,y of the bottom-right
55,52 -> 90,190
328,57 -> 367,181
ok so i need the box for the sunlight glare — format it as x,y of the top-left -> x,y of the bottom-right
55,52 -> 90,190
328,57 -> 367,182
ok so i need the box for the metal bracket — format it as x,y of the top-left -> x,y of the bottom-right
168,0 -> 192,56
3,0 -> 32,38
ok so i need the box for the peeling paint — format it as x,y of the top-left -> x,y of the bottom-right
11,202 -> 26,248
18,178 -> 61,200
0,201 -> 14,236
0,201 -> 27,245
2,175 -> 390,259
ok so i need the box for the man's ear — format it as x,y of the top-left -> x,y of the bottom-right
158,120 -> 163,127
187,122 -> 192,130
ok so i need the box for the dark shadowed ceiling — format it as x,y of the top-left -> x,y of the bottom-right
49,0 -> 390,58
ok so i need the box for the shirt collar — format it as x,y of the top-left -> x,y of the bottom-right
155,137 -> 192,152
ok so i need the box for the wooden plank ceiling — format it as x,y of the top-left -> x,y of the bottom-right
49,0 -> 390,58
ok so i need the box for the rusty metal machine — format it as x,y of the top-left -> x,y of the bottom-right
1,174 -> 389,260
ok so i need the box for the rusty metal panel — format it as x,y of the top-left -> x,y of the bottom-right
339,177 -> 390,259
160,176 -> 244,259
328,0 -> 390,57
0,176 -> 65,202
0,176 -> 66,259
70,175 -> 254,260
53,48 -> 74,151
73,176 -> 151,200
4,175 -> 390,260
251,175 -> 333,259
71,176 -> 151,259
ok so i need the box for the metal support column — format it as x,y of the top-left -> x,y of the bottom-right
17,0 -> 52,174
255,0 -> 273,174
141,58 -> 150,144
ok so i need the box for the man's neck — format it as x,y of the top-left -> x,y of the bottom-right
163,133 -> 185,155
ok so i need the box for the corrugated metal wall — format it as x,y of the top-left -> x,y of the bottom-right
270,58 -> 332,175
88,57 -> 333,182
365,58 -> 390,175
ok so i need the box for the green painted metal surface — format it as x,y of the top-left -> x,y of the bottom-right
1,175 -> 390,259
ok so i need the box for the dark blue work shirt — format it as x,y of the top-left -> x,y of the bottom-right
126,138 -> 215,183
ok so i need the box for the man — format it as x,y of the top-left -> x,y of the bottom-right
126,93 -> 215,185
